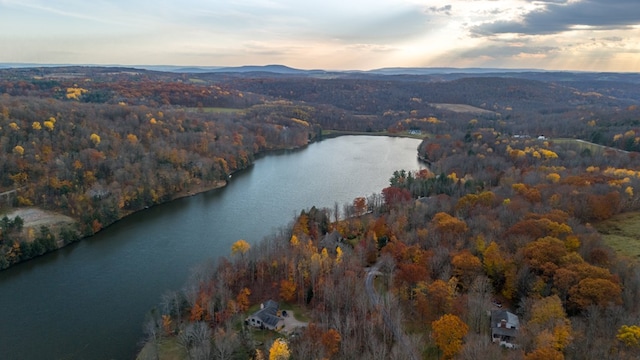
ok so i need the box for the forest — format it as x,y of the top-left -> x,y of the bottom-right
1,66 -> 640,359
138,120 -> 640,359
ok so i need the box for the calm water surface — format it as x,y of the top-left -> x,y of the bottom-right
0,136 -> 424,360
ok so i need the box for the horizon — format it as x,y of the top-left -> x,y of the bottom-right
1,0 -> 639,73
2,62 -> 638,75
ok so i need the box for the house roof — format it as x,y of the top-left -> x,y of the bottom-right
262,300 -> 278,312
491,310 -> 519,329
492,326 -> 518,338
250,300 -> 281,328
256,311 -> 280,328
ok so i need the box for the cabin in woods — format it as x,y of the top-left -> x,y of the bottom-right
491,310 -> 519,348
246,300 -> 283,330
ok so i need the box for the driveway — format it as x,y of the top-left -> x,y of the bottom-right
281,310 -> 308,334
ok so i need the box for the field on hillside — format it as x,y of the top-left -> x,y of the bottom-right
429,103 -> 497,115
553,138 -> 628,156
595,212 -> 640,260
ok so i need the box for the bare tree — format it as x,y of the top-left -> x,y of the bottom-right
140,311 -> 162,360
179,322 -> 212,360
466,275 -> 493,335
213,324 -> 239,360
458,333 -> 511,360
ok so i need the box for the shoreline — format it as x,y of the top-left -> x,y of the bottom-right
1,133 -> 426,271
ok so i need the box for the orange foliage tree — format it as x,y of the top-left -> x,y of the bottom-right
568,278 -> 622,311
321,328 -> 341,358
236,287 -> 251,313
279,279 -> 297,303
451,250 -> 483,290
432,314 -> 469,359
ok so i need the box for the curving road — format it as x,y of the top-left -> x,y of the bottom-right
365,262 -> 420,360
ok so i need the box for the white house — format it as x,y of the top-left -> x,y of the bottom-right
491,310 -> 519,348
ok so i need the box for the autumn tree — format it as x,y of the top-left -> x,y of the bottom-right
524,346 -> 564,360
451,250 -> 483,290
617,325 -> 640,348
279,279 -> 296,303
269,338 -> 290,360
381,186 -> 412,207
427,279 -> 453,321
431,212 -> 468,241
432,314 -> 469,359
568,277 -> 622,311
231,239 -> 250,258
321,328 -> 341,358
353,197 -> 367,216
523,236 -> 567,275
482,241 -> 509,292
236,287 -> 251,313
527,295 -> 572,353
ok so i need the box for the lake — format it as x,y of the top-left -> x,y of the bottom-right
0,135 -> 424,360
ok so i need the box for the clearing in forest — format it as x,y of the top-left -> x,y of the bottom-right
429,103 -> 497,115
595,211 -> 640,260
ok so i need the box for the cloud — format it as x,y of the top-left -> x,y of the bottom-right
599,36 -> 624,42
472,0 -> 640,36
428,5 -> 453,16
458,43 -> 559,59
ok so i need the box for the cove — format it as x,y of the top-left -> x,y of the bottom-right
0,136 -> 425,360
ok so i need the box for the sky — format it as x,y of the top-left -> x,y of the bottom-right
0,0 -> 639,72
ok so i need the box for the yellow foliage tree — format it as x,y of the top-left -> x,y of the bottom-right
13,145 -> 24,156
290,234 -> 299,247
336,246 -> 343,264
483,241 -> 507,281
432,212 -> 469,235
547,173 -> 561,183
269,338 -> 290,360
127,133 -> 138,144
432,314 -> 469,359
43,120 -> 54,131
90,133 -> 101,145
617,325 -> 640,348
540,149 -> 558,159
66,87 -> 88,100
32,121 -> 42,130
231,239 -> 251,256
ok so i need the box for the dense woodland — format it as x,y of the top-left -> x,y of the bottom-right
141,124 -> 640,359
2,66 -> 640,359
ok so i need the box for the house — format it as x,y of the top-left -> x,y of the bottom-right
491,310 -> 519,348
246,300 -> 284,330
319,230 -> 345,254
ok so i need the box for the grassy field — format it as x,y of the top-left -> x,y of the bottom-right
552,138 -> 627,156
187,107 -> 245,114
595,212 -> 640,260
321,129 -> 428,139
430,103 -> 497,116
136,338 -> 186,360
